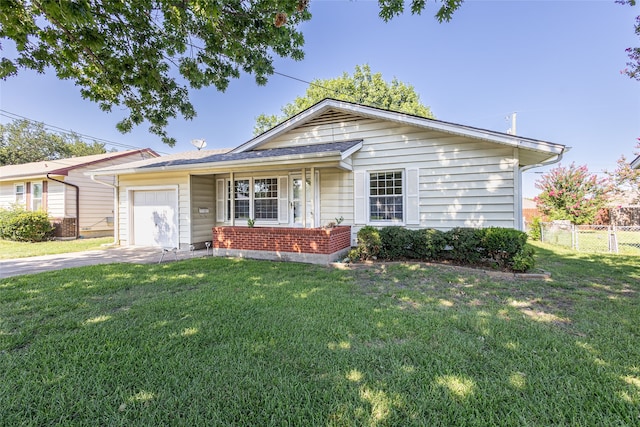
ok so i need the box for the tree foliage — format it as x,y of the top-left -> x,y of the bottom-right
606,142 -> 640,204
0,0 -> 311,146
0,119 -> 107,166
534,163 -> 611,225
253,64 -> 434,135
0,1 -> 460,146
617,1 -> 640,81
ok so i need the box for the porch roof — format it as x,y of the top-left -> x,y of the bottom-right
90,140 -> 363,176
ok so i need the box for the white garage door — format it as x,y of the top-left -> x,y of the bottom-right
132,190 -> 178,247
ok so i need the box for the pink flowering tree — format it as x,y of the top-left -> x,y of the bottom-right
606,142 -> 640,204
534,163 -> 611,224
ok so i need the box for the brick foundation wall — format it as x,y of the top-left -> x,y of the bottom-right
213,226 -> 351,255
51,217 -> 76,238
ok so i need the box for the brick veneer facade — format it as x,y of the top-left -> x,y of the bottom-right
51,217 -> 76,238
213,225 -> 351,255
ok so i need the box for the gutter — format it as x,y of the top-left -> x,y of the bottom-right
91,174 -> 119,245
90,151 -> 349,177
520,146 -> 571,173
46,173 -> 80,239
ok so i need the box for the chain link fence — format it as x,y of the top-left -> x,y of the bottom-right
534,221 -> 640,254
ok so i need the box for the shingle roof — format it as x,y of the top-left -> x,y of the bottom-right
91,141 -> 362,175
0,149 -> 158,180
139,140 -> 363,169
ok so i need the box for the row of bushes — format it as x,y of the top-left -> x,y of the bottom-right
348,226 -> 535,272
0,206 -> 54,242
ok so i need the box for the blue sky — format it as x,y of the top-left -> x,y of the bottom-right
1,0 -> 638,198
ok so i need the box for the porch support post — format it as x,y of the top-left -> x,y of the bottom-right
230,171 -> 235,226
301,167 -> 306,228
310,166 -> 316,227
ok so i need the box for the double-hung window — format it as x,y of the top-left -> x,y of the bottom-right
253,178 -> 278,220
225,177 -> 279,222
15,184 -> 25,205
31,182 -> 43,211
369,171 -> 403,222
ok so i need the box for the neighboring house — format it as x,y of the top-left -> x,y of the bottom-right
90,99 -> 567,263
631,155 -> 640,170
0,149 -> 158,238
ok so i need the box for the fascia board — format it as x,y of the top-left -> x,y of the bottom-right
89,151 -> 345,176
333,102 -> 565,155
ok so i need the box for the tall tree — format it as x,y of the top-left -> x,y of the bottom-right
0,119 -> 107,166
606,142 -> 640,204
253,64 -> 434,135
534,163 -> 611,225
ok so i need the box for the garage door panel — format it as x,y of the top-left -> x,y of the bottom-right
132,190 -> 178,247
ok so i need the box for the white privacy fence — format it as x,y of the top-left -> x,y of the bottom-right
536,221 -> 640,255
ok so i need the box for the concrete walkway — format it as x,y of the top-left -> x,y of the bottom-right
0,247 -> 212,279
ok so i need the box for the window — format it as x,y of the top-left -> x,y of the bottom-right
234,180 -> 250,219
253,178 -> 278,220
225,177 -> 279,222
15,184 -> 25,204
31,182 -> 43,211
369,171 -> 403,222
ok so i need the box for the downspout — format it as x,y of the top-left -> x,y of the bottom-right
46,173 -> 80,239
91,174 -> 119,245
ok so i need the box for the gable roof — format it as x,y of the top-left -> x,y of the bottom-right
232,98 -> 566,163
91,142 -> 362,176
0,149 -> 158,181
631,155 -> 640,170
91,99 -> 567,176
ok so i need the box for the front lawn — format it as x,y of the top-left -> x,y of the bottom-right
0,237 -> 113,259
0,242 -> 638,426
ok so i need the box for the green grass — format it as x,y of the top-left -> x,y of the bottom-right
1,242 -> 638,426
0,237 -> 113,259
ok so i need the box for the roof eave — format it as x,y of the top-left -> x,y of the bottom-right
90,151 -> 348,176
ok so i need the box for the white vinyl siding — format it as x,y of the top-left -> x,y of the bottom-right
319,170 -> 353,226
45,180 -> 66,218
260,113 -> 517,230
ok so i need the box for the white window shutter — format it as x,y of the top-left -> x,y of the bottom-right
406,168 -> 420,225
216,179 -> 225,222
278,176 -> 288,224
354,171 -> 366,225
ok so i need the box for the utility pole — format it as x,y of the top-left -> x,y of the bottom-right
507,112 -> 517,135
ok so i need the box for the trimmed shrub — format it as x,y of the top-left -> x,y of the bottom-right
379,226 -> 414,259
411,228 -> 447,260
444,227 -> 484,264
482,227 -> 529,268
0,206 -> 54,242
355,226 -> 381,260
510,245 -> 536,272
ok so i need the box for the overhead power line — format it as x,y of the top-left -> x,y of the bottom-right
0,110 -> 170,155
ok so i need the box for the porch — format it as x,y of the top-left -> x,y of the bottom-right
212,225 -> 352,264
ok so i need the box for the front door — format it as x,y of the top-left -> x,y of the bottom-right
291,174 -> 314,227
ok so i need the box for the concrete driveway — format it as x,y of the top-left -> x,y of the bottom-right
0,247 -> 211,279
